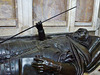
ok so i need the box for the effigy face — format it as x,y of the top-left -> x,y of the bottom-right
0,28 -> 99,75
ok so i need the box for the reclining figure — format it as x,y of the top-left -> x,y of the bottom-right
0,22 -> 99,75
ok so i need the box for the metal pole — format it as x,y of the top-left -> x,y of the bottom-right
0,6 -> 77,44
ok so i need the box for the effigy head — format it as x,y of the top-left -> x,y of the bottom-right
73,28 -> 89,41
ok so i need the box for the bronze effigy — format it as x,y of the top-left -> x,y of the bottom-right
0,27 -> 99,75
0,6 -> 99,75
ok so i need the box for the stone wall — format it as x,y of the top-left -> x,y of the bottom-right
99,28 -> 100,36
98,5 -> 100,36
99,4 -> 100,18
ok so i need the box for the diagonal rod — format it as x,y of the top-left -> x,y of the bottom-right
42,6 -> 77,23
0,26 -> 36,44
0,6 -> 77,44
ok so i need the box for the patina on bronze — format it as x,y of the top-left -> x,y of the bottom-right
0,25 -> 99,75
30,25 -> 100,75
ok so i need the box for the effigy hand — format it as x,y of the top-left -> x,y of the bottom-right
32,55 -> 62,74
36,21 -> 46,40
36,21 -> 43,30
